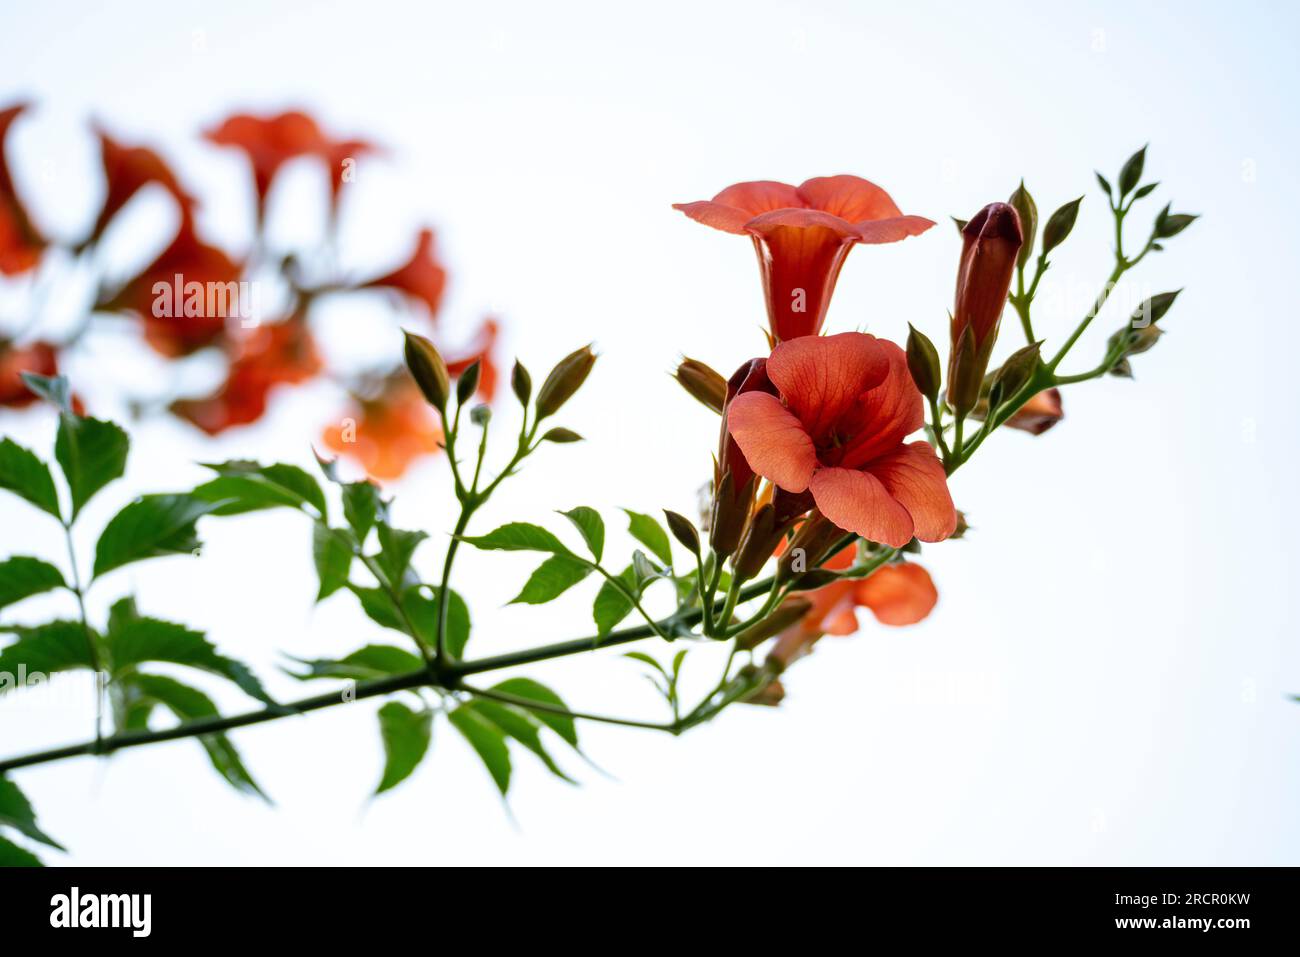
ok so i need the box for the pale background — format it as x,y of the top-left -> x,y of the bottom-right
1,0 -> 1296,865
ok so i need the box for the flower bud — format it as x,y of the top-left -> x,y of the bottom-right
733,503 -> 789,583
988,341 -> 1042,409
733,597 -> 813,651
1005,388 -> 1063,435
510,360 -> 532,405
536,345 -> 596,418
541,427 -> 583,443
663,509 -> 700,556
947,202 -> 1022,416
1007,180 -> 1038,269
777,511 -> 844,581
674,357 -> 727,414
403,330 -> 450,410
1040,196 -> 1083,254
456,358 -> 481,403
710,358 -> 773,556
905,323 -> 942,401
709,470 -> 753,558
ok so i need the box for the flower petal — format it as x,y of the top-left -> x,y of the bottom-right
838,340 -> 925,467
797,175 -> 903,221
854,215 -> 936,244
766,332 -> 891,439
809,467 -> 914,548
864,441 -> 956,542
855,563 -> 938,626
673,180 -> 802,235
726,392 -> 817,492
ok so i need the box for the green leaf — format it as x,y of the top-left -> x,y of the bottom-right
0,835 -> 43,867
107,614 -> 272,704
376,523 -> 427,587
121,674 -> 267,799
54,414 -> 128,520
342,482 -> 383,542
312,524 -> 352,601
0,557 -> 66,611
0,621 -> 96,693
347,585 -> 471,659
19,372 -> 71,412
511,554 -> 591,605
463,522 -> 570,554
560,506 -> 604,561
593,564 -> 637,636
287,644 -> 424,681
449,705 -> 511,795
194,461 -> 326,517
489,677 -> 579,748
92,494 -> 220,579
0,776 -> 64,849
1094,171 -> 1113,200
623,509 -> 672,566
376,701 -> 433,794
0,438 -> 60,518
470,701 -> 575,783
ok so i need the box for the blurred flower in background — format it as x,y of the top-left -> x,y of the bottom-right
0,103 -> 499,480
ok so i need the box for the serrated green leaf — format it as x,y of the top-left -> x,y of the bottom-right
342,482 -> 382,542
0,438 -> 60,518
511,554 -> 591,605
0,776 -> 64,849
449,705 -> 511,795
376,523 -> 427,587
471,701 -> 575,783
92,494 -> 220,579
121,674 -> 267,800
0,557 -> 66,611
560,506 -> 604,561
194,461 -> 326,517
593,564 -> 637,636
54,414 -> 128,520
312,524 -> 352,601
287,644 -> 424,681
463,522 -> 570,554
107,615 -> 271,704
376,701 -> 433,794
0,835 -> 43,867
623,509 -> 673,566
347,585 -> 471,660
489,677 -> 578,748
0,621 -> 96,693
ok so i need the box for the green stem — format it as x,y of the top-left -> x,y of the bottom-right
461,683 -> 676,733
0,577 -> 779,774
62,520 -> 104,747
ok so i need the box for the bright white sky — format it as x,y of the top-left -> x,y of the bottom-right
1,0 -> 1297,864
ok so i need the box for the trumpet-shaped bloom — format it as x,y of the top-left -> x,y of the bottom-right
0,104 -> 46,274
727,332 -> 955,547
171,320 -> 322,434
769,547 -> 939,667
98,221 -> 243,356
91,128 -> 195,243
205,111 -> 324,221
363,229 -> 448,317
674,176 -> 933,341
